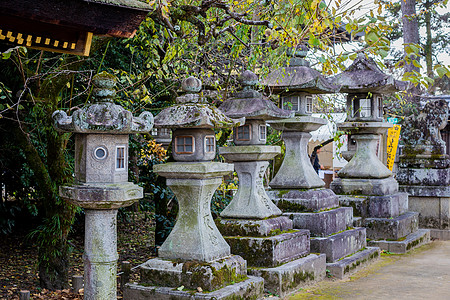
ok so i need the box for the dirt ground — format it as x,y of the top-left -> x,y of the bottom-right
290,240 -> 450,300
0,212 -> 155,300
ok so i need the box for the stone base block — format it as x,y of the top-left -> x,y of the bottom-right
139,255 -> 246,292
285,207 -> 353,237
124,276 -> 264,300
397,167 -> 450,186
363,211 -> 419,240
224,230 -> 310,268
339,193 -> 408,218
268,188 -> 339,212
216,216 -> 292,237
248,254 -> 326,298
368,229 -> 430,253
430,229 -> 450,240
326,247 -> 381,279
407,195 -> 450,229
310,227 -> 367,263
331,177 -> 398,196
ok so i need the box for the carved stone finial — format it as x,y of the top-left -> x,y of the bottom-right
92,71 -> 117,102
239,70 -> 259,89
176,76 -> 203,104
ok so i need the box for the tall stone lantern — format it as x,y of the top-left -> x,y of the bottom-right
53,72 -> 154,299
330,54 -> 430,253
263,47 -> 378,279
124,77 -> 264,299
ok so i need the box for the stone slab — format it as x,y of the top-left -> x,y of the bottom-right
154,161 -> 234,179
331,177 -> 398,196
216,216 -> 293,237
124,276 -> 264,300
248,253 -> 326,299
60,182 -> 143,209
396,168 -> 450,186
407,196 -> 450,229
430,229 -> 450,240
285,207 -> 353,237
224,230 -> 310,268
219,145 -> 281,161
139,255 -> 246,292
310,227 -> 367,263
363,211 -> 419,240
338,193 -> 408,218
268,188 -> 339,212
368,229 -> 431,253
400,185 -> 450,197
327,247 -> 381,279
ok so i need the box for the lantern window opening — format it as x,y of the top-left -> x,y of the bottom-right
282,96 -> 300,112
259,125 -> 267,141
175,136 -> 194,154
306,96 -> 313,113
151,128 -> 158,136
377,96 -> 383,118
94,146 -> 108,160
236,125 -> 251,141
160,128 -> 170,135
360,98 -> 372,117
116,145 -> 126,170
205,136 -> 215,153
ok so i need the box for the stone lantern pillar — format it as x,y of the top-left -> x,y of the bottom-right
215,70 -> 325,297
263,47 -> 379,279
330,54 -> 430,253
124,77 -> 264,299
52,72 -> 154,300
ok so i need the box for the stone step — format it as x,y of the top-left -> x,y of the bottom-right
326,247 -> 381,279
368,229 -> 431,253
363,211 -> 419,240
285,207 -> 353,237
339,193 -> 408,218
224,230 -> 310,268
310,227 -> 367,263
269,188 -> 339,212
124,276 -> 264,300
216,216 -> 293,237
248,253 -> 326,299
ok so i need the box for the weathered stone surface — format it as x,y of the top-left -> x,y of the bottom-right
84,210 -> 118,300
219,145 -> 281,162
60,182 -> 143,209
331,177 -> 398,196
216,216 -> 293,237
398,155 -> 450,169
248,254 -> 326,298
363,211 -> 419,240
269,188 -> 339,212
154,161 -> 234,179
339,193 -> 408,218
327,247 -> 380,279
285,207 -> 353,237
268,116 -> 327,132
171,128 -> 216,162
224,230 -> 310,268
337,133 -> 392,179
219,159 -> 282,219
139,256 -> 247,292
310,227 -> 367,263
405,196 -> 450,229
124,276 -> 264,300
74,134 -> 130,183
396,168 -> 450,186
430,229 -> 450,240
368,229 -> 430,253
400,185 -> 450,197
269,131 -> 325,189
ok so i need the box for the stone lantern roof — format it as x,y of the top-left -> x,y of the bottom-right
263,45 -> 338,95
52,72 -> 153,134
219,70 -> 293,120
331,53 -> 407,93
154,76 -> 244,129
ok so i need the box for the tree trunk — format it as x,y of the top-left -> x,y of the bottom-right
424,0 -> 433,79
401,0 -> 421,103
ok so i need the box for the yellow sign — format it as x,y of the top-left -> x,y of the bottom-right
386,125 -> 401,171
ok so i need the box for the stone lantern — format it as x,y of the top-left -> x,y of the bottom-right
216,70 -> 324,297
263,47 -> 379,279
53,72 -> 154,299
330,54 -> 430,253
124,77 -> 264,299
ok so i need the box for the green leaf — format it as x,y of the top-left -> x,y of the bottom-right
436,67 -> 447,78
177,286 -> 184,291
